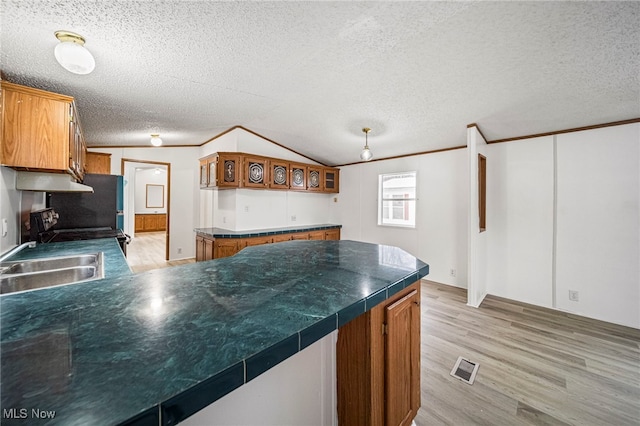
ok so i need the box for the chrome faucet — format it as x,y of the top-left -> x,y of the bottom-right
0,241 -> 36,263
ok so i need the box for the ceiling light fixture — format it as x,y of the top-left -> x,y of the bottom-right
54,31 -> 95,75
150,134 -> 163,147
360,127 -> 373,161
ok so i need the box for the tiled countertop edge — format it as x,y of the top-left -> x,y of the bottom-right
118,266 -> 429,426
194,224 -> 342,239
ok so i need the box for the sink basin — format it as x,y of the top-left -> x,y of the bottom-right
1,253 -> 102,274
0,253 -> 104,295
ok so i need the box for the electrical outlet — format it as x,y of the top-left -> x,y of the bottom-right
291,215 -> 296,221
244,205 -> 249,213
569,290 -> 579,302
449,268 -> 456,277
177,247 -> 182,254
223,216 -> 226,224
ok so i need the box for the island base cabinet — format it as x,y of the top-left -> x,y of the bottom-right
337,281 -> 421,426
194,227 -> 341,261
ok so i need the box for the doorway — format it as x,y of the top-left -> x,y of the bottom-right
121,158 -> 171,261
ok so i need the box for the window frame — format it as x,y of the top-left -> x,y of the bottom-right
377,171 -> 417,228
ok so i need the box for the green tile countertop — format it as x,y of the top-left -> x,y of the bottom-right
1,240 -> 428,425
195,223 -> 341,238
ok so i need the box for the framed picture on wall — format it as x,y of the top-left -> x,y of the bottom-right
146,184 -> 164,208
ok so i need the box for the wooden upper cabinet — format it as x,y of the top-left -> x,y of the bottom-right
243,155 -> 269,189
85,152 -> 112,174
199,159 -> 209,188
198,151 -> 339,193
269,159 -> 289,190
290,163 -> 307,191
199,155 -> 218,189
216,153 -> 241,188
1,82 -> 86,181
323,167 -> 339,193
307,165 -> 323,192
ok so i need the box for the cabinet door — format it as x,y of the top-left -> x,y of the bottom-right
307,166 -> 323,192
290,232 -> 309,240
243,236 -> 273,247
2,87 -> 69,170
195,235 -> 205,262
324,229 -> 340,240
207,158 -> 217,187
199,159 -> 209,188
213,239 -> 239,259
243,155 -> 269,189
272,234 -> 292,243
385,289 -> 421,426
217,154 -> 241,188
85,152 -> 112,174
269,160 -> 289,190
308,230 -> 325,240
323,168 -> 339,193
69,103 -> 86,181
204,238 -> 214,261
134,215 -> 144,232
337,281 -> 421,426
289,164 -> 307,191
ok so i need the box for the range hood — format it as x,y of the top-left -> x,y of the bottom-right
16,171 -> 94,193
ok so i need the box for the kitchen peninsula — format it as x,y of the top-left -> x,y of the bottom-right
1,239 -> 428,425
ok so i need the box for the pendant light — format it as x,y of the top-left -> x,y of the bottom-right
54,31 -> 95,75
150,134 -> 163,147
360,127 -> 373,161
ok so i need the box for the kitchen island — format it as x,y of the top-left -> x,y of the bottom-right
1,239 -> 428,425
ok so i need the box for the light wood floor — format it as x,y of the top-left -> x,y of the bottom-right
417,281 -> 640,425
125,239 -> 640,424
126,231 -> 194,273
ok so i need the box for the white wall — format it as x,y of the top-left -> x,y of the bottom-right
134,168 -> 168,214
486,136 -> 554,308
200,128 -> 336,231
555,124 -> 639,328
467,125 -> 488,307
485,123 -> 639,328
90,147 -> 200,261
183,331 -> 337,426
0,166 -> 20,254
335,149 -> 468,287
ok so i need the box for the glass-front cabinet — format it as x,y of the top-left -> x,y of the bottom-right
269,160 -> 289,190
217,153 -> 241,188
289,163 -> 307,191
198,152 -> 339,193
243,155 -> 269,189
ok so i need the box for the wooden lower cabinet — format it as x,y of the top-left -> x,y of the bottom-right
242,236 -> 272,248
135,214 -> 166,232
337,281 -> 421,426
324,229 -> 340,240
195,228 -> 341,261
308,230 -> 325,240
213,239 -> 239,259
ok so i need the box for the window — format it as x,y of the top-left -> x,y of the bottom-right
378,171 -> 417,227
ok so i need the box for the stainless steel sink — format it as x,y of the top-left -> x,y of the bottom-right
0,253 -> 104,295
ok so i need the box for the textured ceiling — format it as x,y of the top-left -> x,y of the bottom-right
1,1 -> 638,166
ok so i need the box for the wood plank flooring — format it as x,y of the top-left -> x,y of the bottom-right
126,231 -> 194,273
416,281 -> 640,426
125,240 -> 640,425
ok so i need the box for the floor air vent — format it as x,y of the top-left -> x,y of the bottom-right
450,356 -> 479,385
